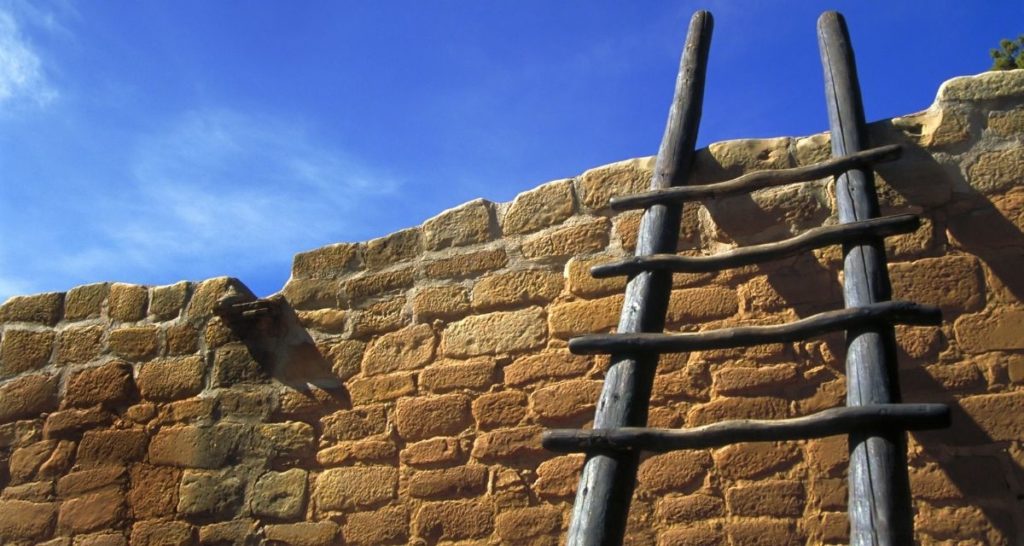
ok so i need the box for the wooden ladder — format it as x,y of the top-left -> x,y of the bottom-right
542,11 -> 950,546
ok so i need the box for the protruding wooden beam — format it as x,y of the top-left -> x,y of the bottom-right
569,301 -> 940,355
591,214 -> 919,277
609,143 -> 901,210
562,11 -> 713,546
543,403 -> 950,453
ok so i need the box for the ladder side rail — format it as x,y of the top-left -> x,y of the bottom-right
564,11 -> 713,546
818,12 -> 914,545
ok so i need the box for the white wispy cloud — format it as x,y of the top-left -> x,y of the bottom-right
0,6 -> 57,109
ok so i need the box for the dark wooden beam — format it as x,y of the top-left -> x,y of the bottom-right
568,301 -> 940,355
819,11 -> 917,545
543,403 -> 950,453
609,144 -> 901,210
561,11 -> 713,546
591,214 -> 919,277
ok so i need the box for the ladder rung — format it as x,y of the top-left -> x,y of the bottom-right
568,300 -> 940,355
542,403 -> 949,453
592,214 -> 919,277
609,143 -> 902,211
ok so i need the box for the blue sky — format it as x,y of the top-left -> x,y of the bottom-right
1,1 -> 1019,301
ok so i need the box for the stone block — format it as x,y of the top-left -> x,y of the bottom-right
280,279 -> 342,310
412,285 -> 471,322
129,520 -> 193,546
958,390 -> 1024,441
473,269 -> 563,310
197,520 -> 257,545
637,451 -> 711,494
319,338 -> 364,381
805,435 -> 848,477
472,390 -> 527,429
9,439 -> 58,484
263,522 -> 338,546
148,282 -> 190,321
364,227 -> 422,269
148,424 -> 246,469
657,523 -> 724,546
547,294 -> 622,338
297,308 -> 347,333
64,283 -> 108,321
0,328 -> 54,375
186,277 -> 253,319
651,365 -> 710,403
412,500 -> 494,541
56,466 -> 125,498
164,324 -> 198,356
666,287 -> 739,324
420,357 -> 496,393
55,326 -> 104,365
471,426 -> 545,462
136,356 -> 204,401
503,178 -> 575,235
656,493 -> 724,524
422,199 -> 494,250
347,372 -> 416,405
395,394 -> 472,441
128,464 -> 180,519
57,487 -> 125,534
504,350 -> 592,387
494,505 -> 561,542
0,499 -> 57,541
314,466 -> 397,511
530,379 -> 602,423
108,283 -> 148,322
613,204 -> 701,253
291,243 -> 361,280
3,481 -> 55,502
177,468 -> 243,519
320,406 -> 387,442
712,364 -> 799,396
345,267 -> 415,301
1,292 -> 63,325
810,478 -> 847,511
255,421 -> 315,466
576,157 -> 653,211
534,454 -> 584,498
725,480 -> 804,517
0,373 -> 58,423
725,518 -> 803,546
64,361 -> 135,408
712,442 -> 800,481
316,439 -> 396,467
407,465 -> 488,498
107,327 -> 160,361
342,505 -> 408,546
400,437 -> 463,467
954,308 -> 1024,352
987,106 -> 1024,136
566,255 -> 628,298
350,296 -> 407,337
422,247 -> 508,279
250,468 -> 307,520
520,216 -> 609,260
440,307 -> 547,357
966,147 -> 1024,194
889,255 -> 984,314
77,429 -> 147,467
211,344 -> 267,386
362,323 -> 436,376
70,532 -> 126,546
687,396 -> 789,426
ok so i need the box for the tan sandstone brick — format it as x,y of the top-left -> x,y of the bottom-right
108,283 -> 148,321
44,407 -> 112,439
726,480 -> 805,517
658,523 -> 725,546
314,466 -> 397,511
0,499 -> 57,541
1,329 -> 54,375
263,522 -> 338,546
576,157 -> 653,211
347,372 -> 416,405
412,285 -> 471,321
0,373 -> 58,423
320,406 -> 387,442
345,267 -> 415,301
712,364 -> 799,396
401,437 -> 464,467
408,465 -> 488,499
315,439 -> 396,467
548,293 -> 622,338
136,356 -> 204,401
472,269 -> 563,310
280,279 -> 342,310
441,307 -> 547,357
413,500 -> 494,541
297,308 -> 347,333
395,394 -> 472,441
1,292 -> 63,325
889,255 -> 984,314
713,442 -> 800,480
534,454 -> 584,498
503,179 -> 575,235
250,468 -> 307,520
420,357 -> 496,393
361,323 -> 435,376
65,283 -> 109,321
422,247 -> 508,279
495,505 -> 562,542
164,323 -> 198,356
292,243 -> 361,279
422,199 -> 494,250
364,227 -> 421,269
471,426 -> 545,462
530,379 -> 603,423
129,464 -> 180,519
667,287 -> 740,324
148,281 -> 190,321
472,390 -> 527,429
350,296 -> 407,337
966,147 -> 1024,194
687,396 -> 788,426
504,349 -> 592,387
656,493 -> 725,524
566,255 -> 628,297
342,506 -> 408,546
77,429 -> 147,467
64,361 -> 134,408
725,518 -> 803,546
638,451 -> 712,494
55,326 -> 103,365
57,487 -> 125,534
107,327 -> 159,360
954,308 -> 1024,352
520,216 -> 609,260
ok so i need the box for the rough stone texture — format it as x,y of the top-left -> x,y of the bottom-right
314,466 -> 397,511
0,328 -> 54,375
441,307 -> 547,357
422,199 -> 494,251
0,71 -> 1021,545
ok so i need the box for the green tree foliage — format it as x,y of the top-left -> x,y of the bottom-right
990,35 -> 1024,70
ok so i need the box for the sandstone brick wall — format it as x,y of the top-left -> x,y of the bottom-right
1,70 -> 1022,546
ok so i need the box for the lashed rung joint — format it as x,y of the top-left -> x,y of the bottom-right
542,403 -> 950,453
592,213 -> 918,277
568,300 -> 940,355
610,143 -> 902,211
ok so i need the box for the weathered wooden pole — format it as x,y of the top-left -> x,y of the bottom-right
564,11 -> 712,545
817,11 -> 914,545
